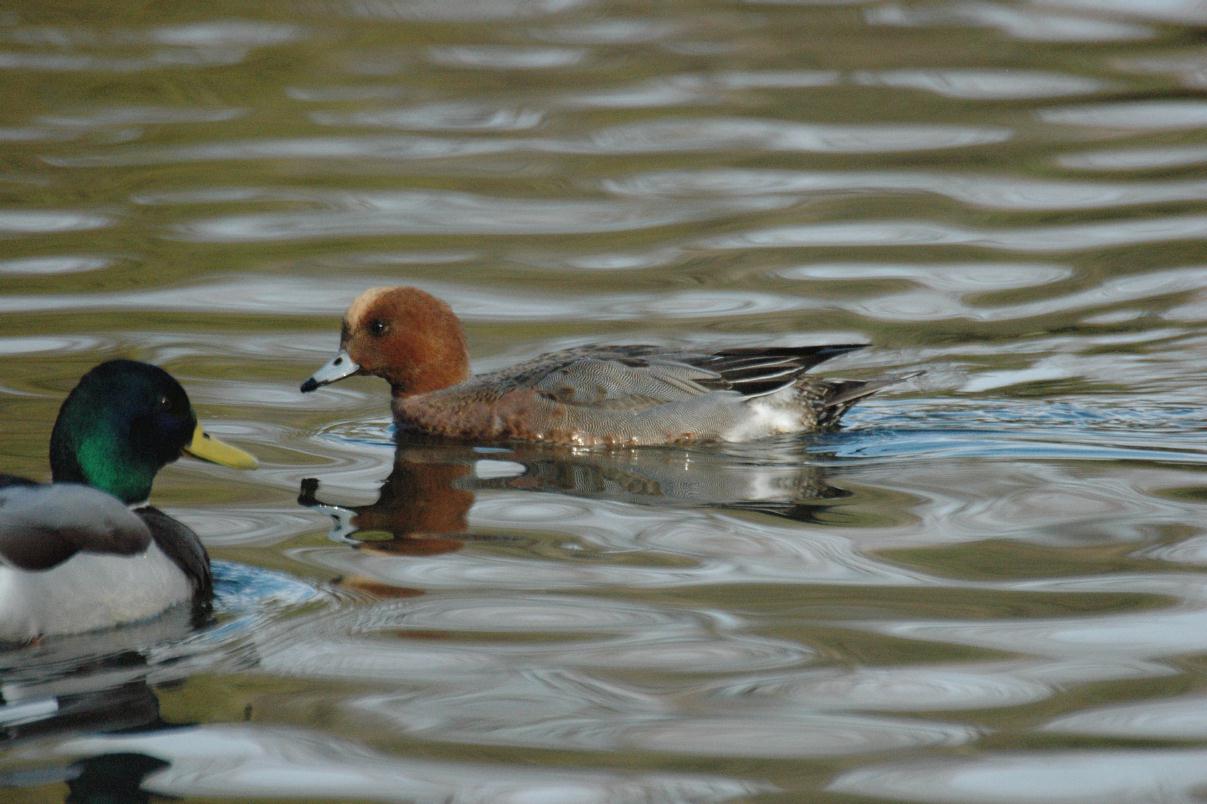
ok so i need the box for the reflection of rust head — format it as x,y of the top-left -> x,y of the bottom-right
351,456 -> 473,538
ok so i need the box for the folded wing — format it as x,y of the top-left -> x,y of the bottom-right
531,344 -> 866,409
0,482 -> 151,571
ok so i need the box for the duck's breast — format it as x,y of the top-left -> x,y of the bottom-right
0,543 -> 194,643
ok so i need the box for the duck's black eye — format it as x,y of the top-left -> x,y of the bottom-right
157,393 -> 186,417
369,319 -> 388,337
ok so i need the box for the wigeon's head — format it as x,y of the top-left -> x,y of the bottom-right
301,286 -> 470,396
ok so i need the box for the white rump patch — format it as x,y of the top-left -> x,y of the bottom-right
720,399 -> 801,442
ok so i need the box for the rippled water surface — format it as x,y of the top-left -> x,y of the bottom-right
2,0 -> 1207,801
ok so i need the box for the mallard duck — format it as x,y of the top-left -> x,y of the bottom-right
301,286 -> 910,446
0,360 -> 257,644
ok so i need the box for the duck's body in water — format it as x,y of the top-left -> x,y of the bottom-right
0,360 -> 257,644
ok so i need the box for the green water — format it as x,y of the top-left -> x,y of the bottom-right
2,0 -> 1207,800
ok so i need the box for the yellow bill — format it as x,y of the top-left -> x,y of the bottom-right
184,423 -> 259,469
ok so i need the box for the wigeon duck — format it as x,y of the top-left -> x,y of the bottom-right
301,286 -> 908,447
0,360 -> 258,644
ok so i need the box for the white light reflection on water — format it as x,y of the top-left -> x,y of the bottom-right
173,190 -> 792,241
867,2 -> 1155,41
831,749 -> 1207,802
606,168 -> 1207,211
26,725 -> 768,801
701,215 -> 1207,252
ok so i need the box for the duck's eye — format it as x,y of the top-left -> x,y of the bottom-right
369,319 -> 388,337
158,395 -> 172,410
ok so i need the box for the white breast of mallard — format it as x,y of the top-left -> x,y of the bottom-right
0,543 -> 193,643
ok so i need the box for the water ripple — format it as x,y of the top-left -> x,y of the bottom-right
0,276 -> 802,321
1046,694 -> 1207,740
45,122 -> 1014,169
867,2 -> 1155,41
707,665 -> 1052,712
311,103 -> 544,132
699,69 -> 840,90
607,168 -> 1207,210
0,50 -> 243,72
0,126 -> 77,142
0,255 -> 109,274
28,725 -> 767,801
40,106 -> 244,128
171,508 -> 318,547
379,594 -> 720,634
1041,100 -> 1207,130
1035,0 -> 1207,25
589,118 -> 1012,153
564,71 -> 841,109
857,584 -> 1207,662
336,0 -> 590,22
427,44 -> 588,70
43,135 -> 512,167
0,335 -> 111,356
0,210 -> 109,233
540,18 -> 682,44
565,634 -> 813,673
855,68 -> 1109,99
782,262 -> 1071,292
1059,144 -> 1207,171
255,627 -> 505,682
149,20 -> 306,47
781,264 -> 1204,325
831,749 -> 1207,802
1116,51 -> 1207,88
174,190 -> 790,242
563,79 -> 713,109
628,713 -> 977,758
702,215 -> 1207,252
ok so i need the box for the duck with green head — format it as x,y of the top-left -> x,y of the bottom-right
0,360 -> 258,644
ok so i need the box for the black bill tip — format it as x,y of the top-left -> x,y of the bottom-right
300,377 -> 319,393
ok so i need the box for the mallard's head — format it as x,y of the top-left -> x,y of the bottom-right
50,360 -> 257,504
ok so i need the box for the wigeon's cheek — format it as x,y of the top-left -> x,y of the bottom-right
347,338 -> 370,362
356,346 -> 384,371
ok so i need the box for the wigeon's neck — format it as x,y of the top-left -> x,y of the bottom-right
390,357 -> 468,397
391,317 -> 469,396
395,291 -> 469,395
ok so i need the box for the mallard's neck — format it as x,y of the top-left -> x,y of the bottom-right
66,434 -> 158,504
51,403 -> 159,505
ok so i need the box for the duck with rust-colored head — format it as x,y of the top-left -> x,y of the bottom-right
301,286 -> 912,447
0,360 -> 258,644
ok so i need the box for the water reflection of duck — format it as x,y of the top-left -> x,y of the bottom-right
298,445 -> 473,561
0,633 -> 189,800
0,679 -> 172,801
301,286 -> 912,446
0,361 -> 258,644
299,438 -> 848,552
